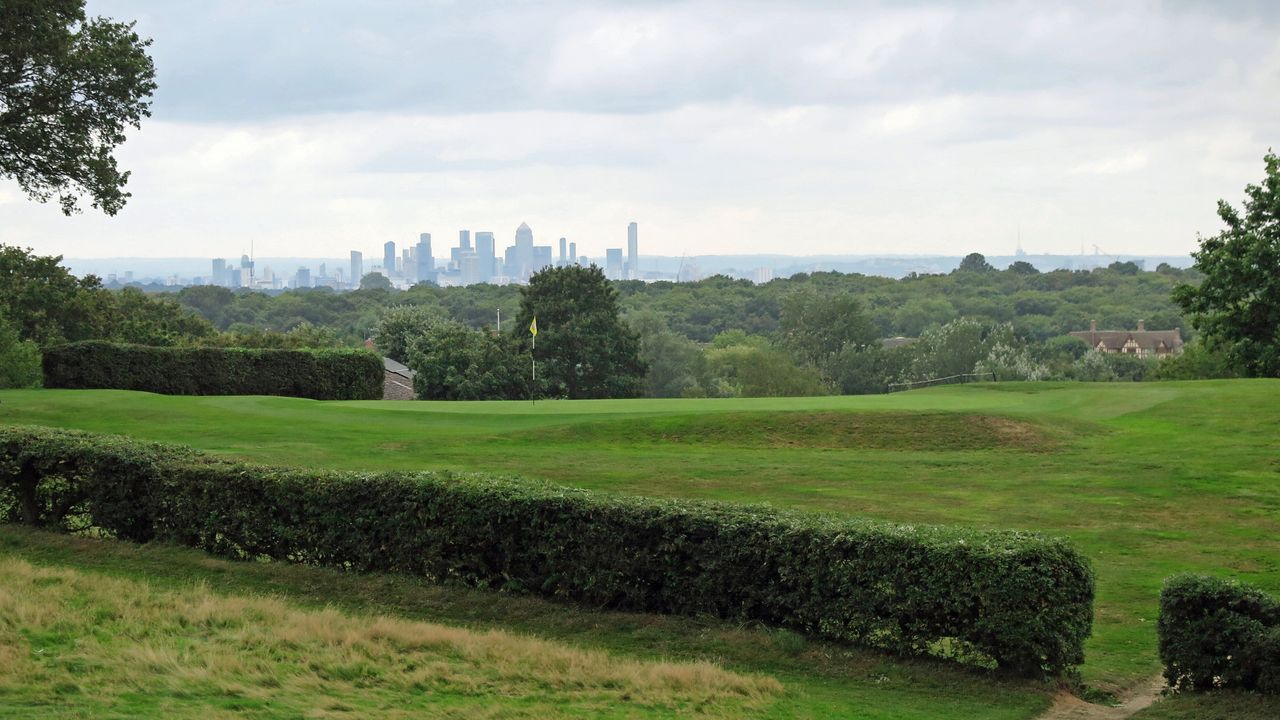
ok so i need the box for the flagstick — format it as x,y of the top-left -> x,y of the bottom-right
531,333 -> 536,406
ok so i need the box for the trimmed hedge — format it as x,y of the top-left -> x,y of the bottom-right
42,341 -> 382,400
0,425 -> 1095,678
1159,574 -> 1280,693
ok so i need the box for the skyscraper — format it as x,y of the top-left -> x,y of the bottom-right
569,242 -> 577,263
606,248 -> 623,280
627,221 -> 638,280
349,251 -> 363,285
383,241 -> 396,276
533,246 -> 552,274
474,231 -> 495,282
514,222 -> 534,281
559,237 -> 567,266
211,258 -> 226,287
416,233 -> 433,284
459,229 -> 471,250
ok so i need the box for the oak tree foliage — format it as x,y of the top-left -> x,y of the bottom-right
1173,152 -> 1280,376
513,265 -> 647,399
1,0 -> 155,215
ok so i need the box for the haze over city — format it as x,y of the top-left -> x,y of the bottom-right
2,1 -> 1279,261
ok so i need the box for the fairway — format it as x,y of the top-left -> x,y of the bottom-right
3,380 -> 1279,714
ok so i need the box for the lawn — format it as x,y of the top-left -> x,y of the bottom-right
2,380 -> 1278,716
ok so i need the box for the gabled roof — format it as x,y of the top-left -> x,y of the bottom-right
382,357 -> 415,378
1068,329 -> 1183,352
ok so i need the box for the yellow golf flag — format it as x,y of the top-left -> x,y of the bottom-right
529,316 -> 537,337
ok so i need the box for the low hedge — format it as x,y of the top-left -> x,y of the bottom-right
1159,574 -> 1280,693
42,341 -> 383,400
0,425 -> 1095,678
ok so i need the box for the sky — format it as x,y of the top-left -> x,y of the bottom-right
2,0 -> 1279,261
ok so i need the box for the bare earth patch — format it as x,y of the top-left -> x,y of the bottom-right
1039,676 -> 1166,720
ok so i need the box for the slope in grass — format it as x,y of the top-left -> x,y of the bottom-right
0,527 -> 1055,720
0,556 -> 780,719
522,411 -> 1058,451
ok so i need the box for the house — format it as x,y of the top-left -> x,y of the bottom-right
382,357 -> 416,400
1069,320 -> 1183,359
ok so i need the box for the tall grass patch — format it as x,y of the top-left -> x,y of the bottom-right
0,556 -> 780,718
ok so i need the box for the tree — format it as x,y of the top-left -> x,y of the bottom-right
359,273 -> 393,291
1,0 -> 156,214
0,314 -> 41,388
631,311 -> 709,398
104,286 -> 214,345
1173,151 -> 1280,376
706,342 -> 830,397
956,252 -> 995,273
513,265 -> 646,399
777,290 -> 879,369
373,305 -> 446,363
407,320 -> 528,401
1008,261 -> 1040,275
0,244 -> 108,345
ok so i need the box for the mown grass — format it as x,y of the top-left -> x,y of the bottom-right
2,380 -> 1278,714
0,526 -> 1050,720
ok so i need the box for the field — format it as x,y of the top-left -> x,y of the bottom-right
2,380 -> 1279,718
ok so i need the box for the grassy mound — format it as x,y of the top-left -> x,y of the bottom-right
523,411 -> 1053,450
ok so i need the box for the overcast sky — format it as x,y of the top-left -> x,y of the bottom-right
3,0 -> 1279,260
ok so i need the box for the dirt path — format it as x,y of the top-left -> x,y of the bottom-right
1038,676 -> 1167,720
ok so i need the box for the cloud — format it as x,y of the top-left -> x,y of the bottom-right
4,0 -> 1276,261
1070,152 -> 1149,175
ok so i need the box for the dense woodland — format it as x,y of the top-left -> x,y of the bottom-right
169,257 -> 1195,344
4,243 -> 1237,398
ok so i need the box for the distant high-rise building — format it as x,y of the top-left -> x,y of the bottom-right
295,267 -> 311,288
319,263 -> 327,279
416,233 -> 434,284
606,248 -> 623,280
514,222 -> 534,281
569,242 -> 577,263
558,237 -> 567,266
459,230 -> 471,250
460,253 -> 481,286
474,231 -> 495,282
626,221 -> 638,280
752,267 -> 773,284
350,251 -> 363,285
383,241 -> 396,277
211,258 -> 226,287
533,246 -> 552,275
239,254 -> 254,287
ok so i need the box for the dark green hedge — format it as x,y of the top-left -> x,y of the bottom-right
42,341 -> 382,400
1159,574 -> 1280,693
0,425 -> 1094,678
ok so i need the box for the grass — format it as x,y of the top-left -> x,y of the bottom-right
0,526 -> 1049,720
0,551 -> 780,719
2,380 -> 1278,715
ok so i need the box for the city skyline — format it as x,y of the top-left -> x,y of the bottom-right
198,220 -> 644,290
2,2 -> 1277,260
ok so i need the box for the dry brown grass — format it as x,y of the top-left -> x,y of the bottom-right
0,557 -> 780,718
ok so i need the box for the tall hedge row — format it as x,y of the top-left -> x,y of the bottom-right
0,425 -> 1095,678
42,341 -> 383,400
1159,574 -> 1280,693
